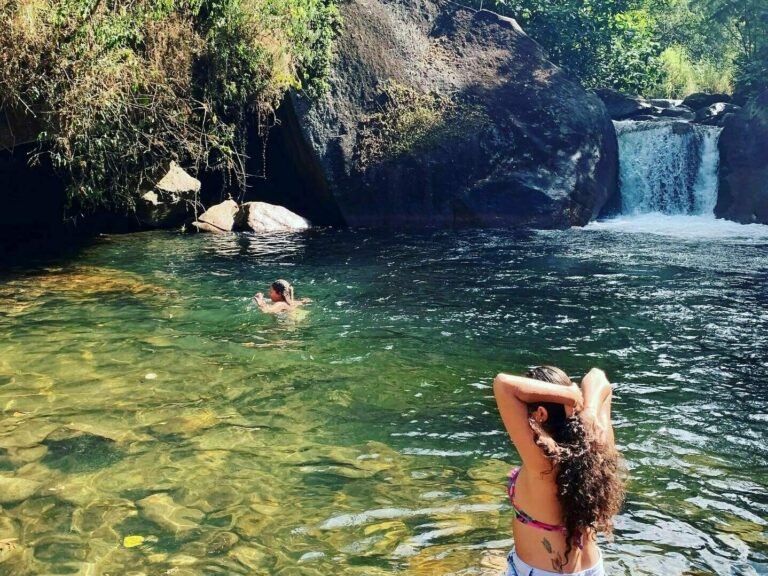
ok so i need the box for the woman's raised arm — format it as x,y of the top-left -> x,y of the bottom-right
493,373 -> 583,410
493,373 -> 583,471
579,368 -> 614,447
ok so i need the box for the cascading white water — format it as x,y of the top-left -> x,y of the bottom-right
614,120 -> 722,215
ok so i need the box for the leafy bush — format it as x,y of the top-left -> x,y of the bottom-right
656,45 -> 733,97
0,0 -> 340,211
476,0 -> 665,94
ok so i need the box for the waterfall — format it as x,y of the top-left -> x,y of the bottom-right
614,120 -> 722,216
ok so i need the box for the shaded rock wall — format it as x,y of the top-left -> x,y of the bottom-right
716,90 -> 768,224
243,97 -> 345,227
0,144 -> 68,239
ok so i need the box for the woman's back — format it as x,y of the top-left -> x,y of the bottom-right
511,466 -> 602,573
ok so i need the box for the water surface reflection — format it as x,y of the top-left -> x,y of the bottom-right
0,225 -> 766,574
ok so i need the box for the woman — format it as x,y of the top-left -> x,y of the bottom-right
493,366 -> 624,576
253,279 -> 311,314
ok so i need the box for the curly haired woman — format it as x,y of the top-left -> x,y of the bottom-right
493,366 -> 624,576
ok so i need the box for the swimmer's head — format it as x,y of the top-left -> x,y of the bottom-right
270,279 -> 294,304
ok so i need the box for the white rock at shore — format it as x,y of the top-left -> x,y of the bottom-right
192,199 -> 239,233
234,201 -> 310,232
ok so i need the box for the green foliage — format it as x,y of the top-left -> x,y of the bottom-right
355,82 -> 489,168
476,0 -> 664,94
657,45 -> 733,97
694,0 -> 768,101
733,48 -> 768,102
471,0 -> 765,100
602,9 -> 664,93
0,0 -> 340,211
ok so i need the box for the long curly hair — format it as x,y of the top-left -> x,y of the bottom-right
526,366 -> 625,570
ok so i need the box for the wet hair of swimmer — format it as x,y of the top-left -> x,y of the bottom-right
271,279 -> 295,304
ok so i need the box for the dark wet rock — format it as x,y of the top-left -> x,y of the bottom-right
659,106 -> 695,120
137,161 -> 200,228
628,114 -> 665,122
671,122 -> 695,135
649,98 -> 682,109
682,92 -> 731,110
695,102 -> 741,126
191,199 -> 238,233
233,202 -> 310,232
716,90 -> 768,224
594,88 -> 652,119
290,1 -> 618,228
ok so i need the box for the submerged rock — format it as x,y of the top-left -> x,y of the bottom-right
204,531 -> 240,555
716,90 -> 768,224
150,409 -> 219,436
291,1 -> 617,228
0,475 -> 41,503
0,421 -> 60,449
191,199 -> 239,233
234,202 -> 311,232
136,493 -> 204,535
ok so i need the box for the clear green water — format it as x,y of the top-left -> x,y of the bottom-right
0,222 -> 766,575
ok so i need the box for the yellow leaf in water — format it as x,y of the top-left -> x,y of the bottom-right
123,535 -> 145,548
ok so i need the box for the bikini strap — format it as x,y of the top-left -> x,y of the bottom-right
508,468 -> 585,547
507,467 -> 568,534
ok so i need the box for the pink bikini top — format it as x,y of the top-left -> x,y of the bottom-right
507,467 -> 583,549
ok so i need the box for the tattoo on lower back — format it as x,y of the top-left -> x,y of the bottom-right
542,537 -> 566,573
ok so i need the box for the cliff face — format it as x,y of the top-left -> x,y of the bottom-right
716,90 -> 768,224
289,0 -> 618,228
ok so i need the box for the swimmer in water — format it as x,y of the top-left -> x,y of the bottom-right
253,279 -> 311,314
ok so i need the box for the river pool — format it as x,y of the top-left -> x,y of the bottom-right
0,216 -> 766,575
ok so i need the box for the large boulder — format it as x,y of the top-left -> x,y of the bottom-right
594,89 -> 652,120
682,92 -> 731,110
191,199 -> 238,233
649,98 -> 682,109
659,106 -> 695,120
694,102 -> 741,126
136,161 -> 200,228
290,1 -> 618,228
234,202 -> 311,232
715,90 -> 768,224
